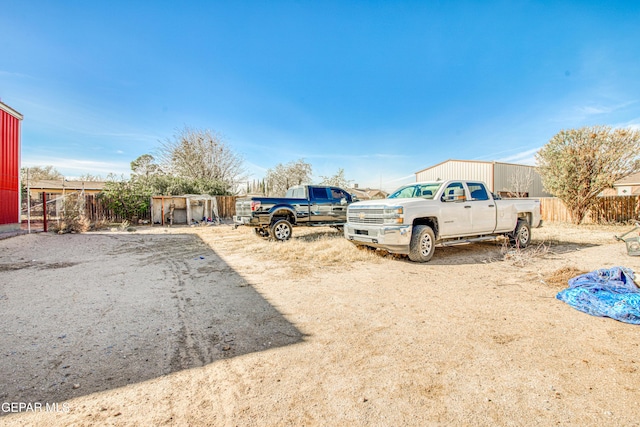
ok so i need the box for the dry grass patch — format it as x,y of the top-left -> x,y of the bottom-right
197,225 -> 383,274
542,266 -> 588,289
532,222 -> 630,245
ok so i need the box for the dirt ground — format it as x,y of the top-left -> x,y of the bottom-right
1,222 -> 640,426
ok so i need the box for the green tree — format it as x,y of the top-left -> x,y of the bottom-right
319,168 -> 352,188
264,159 -> 312,196
536,125 -> 640,224
101,174 -> 152,220
131,154 -> 161,179
130,154 -> 163,195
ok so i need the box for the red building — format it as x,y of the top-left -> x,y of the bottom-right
0,101 -> 23,232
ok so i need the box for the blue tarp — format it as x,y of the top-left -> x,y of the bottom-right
556,267 -> 640,325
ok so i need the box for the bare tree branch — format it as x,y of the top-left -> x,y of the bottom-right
158,126 -> 246,194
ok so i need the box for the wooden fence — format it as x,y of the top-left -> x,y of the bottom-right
83,194 -> 151,223
215,196 -> 237,219
84,195 -> 238,222
22,194 -> 238,226
539,196 -> 640,224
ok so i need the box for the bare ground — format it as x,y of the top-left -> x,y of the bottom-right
1,222 -> 640,426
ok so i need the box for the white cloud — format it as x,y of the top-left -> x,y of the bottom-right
495,147 -> 540,166
578,106 -> 612,115
571,100 -> 637,120
21,157 -> 131,178
613,117 -> 640,131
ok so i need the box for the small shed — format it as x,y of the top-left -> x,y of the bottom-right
151,195 -> 220,226
27,179 -> 106,199
0,101 -> 23,232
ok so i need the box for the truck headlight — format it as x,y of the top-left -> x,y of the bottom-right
382,206 -> 404,224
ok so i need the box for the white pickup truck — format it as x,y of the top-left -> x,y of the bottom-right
344,180 -> 542,262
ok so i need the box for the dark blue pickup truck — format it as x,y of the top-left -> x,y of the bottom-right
234,185 -> 354,241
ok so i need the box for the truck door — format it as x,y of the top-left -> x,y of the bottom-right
328,187 -> 350,223
439,182 -> 473,237
467,182 -> 497,234
309,186 -> 332,222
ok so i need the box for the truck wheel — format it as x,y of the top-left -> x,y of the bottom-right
408,225 -> 436,262
270,219 -> 292,241
509,219 -> 531,248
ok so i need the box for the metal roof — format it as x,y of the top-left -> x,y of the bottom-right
26,180 -> 106,191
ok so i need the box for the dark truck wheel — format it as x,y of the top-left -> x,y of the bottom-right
408,225 -> 436,262
509,219 -> 531,248
270,219 -> 292,241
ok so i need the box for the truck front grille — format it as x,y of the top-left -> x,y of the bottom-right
347,208 -> 385,225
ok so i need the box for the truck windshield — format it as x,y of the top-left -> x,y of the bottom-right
389,183 -> 442,199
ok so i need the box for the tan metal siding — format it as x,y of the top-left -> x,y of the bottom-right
415,160 -> 494,190
494,163 -> 550,197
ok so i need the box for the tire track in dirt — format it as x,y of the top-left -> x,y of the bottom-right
168,256 -> 208,370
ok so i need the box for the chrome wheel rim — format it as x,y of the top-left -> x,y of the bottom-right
420,233 -> 432,256
274,223 -> 290,240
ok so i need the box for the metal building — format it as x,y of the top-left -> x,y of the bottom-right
0,101 -> 23,232
415,159 -> 551,197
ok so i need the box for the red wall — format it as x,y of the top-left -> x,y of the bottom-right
0,108 -> 21,226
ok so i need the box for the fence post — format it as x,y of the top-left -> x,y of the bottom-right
42,192 -> 48,232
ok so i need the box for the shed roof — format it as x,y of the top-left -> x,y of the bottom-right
27,179 -> 106,191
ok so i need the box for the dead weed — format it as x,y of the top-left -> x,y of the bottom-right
541,266 -> 588,289
53,216 -> 91,234
501,241 -> 550,267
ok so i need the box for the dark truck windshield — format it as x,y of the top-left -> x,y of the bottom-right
389,183 -> 442,199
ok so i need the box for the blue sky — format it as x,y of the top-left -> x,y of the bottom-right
2,1 -> 640,191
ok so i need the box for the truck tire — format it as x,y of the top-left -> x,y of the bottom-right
408,225 -> 436,262
270,219 -> 292,241
509,219 -> 531,248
